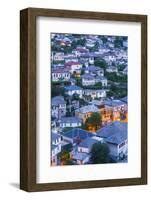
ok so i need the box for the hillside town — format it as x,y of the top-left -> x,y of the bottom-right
51,33 -> 128,166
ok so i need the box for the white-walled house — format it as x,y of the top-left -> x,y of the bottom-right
72,47 -> 89,57
52,68 -> 71,82
96,76 -> 108,86
106,66 -> 118,73
106,135 -> 128,159
60,117 -> 82,128
53,52 -> 64,61
104,99 -> 127,112
75,105 -> 99,123
65,61 -> 82,75
78,137 -> 102,154
81,74 -> 96,86
51,96 -> 66,119
83,89 -> 106,100
64,85 -> 83,98
96,121 -> 128,160
85,65 -> 104,76
103,54 -> 116,63
71,151 -> 90,165
51,133 -> 62,166
71,136 -> 103,165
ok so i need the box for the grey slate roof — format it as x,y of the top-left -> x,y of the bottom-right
72,151 -> 88,161
60,117 -> 82,124
81,74 -> 95,80
52,96 -> 65,106
86,65 -> 103,72
106,131 -> 127,145
52,133 -> 61,142
104,99 -> 126,107
78,137 -> 100,149
89,100 -> 104,106
96,121 -> 127,139
64,85 -> 82,91
75,105 -> 99,113
63,128 -> 95,140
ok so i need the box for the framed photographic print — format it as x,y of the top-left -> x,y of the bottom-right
20,8 -> 147,192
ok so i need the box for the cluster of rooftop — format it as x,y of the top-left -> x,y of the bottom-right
51,33 -> 128,166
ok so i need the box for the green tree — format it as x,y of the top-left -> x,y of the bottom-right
58,150 -> 70,165
100,36 -> 108,44
51,83 -> 65,97
93,82 -> 102,89
114,36 -> 123,48
90,143 -> 110,164
84,112 -> 101,131
94,59 -> 107,70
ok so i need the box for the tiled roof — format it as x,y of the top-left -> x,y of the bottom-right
63,128 -> 95,140
86,65 -> 103,72
106,131 -> 127,145
52,68 -> 69,73
72,151 -> 88,161
64,85 -> 82,91
89,100 -> 104,106
78,137 -> 100,149
81,74 -> 95,80
65,61 -> 81,66
52,96 -> 65,106
75,105 -> 99,113
104,99 -> 126,107
96,121 -> 127,139
52,133 -> 61,142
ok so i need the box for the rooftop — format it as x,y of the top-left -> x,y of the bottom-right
52,68 -> 69,73
106,130 -> 127,145
89,100 -> 104,106
65,61 -> 81,66
78,137 -> 100,149
104,99 -> 126,107
63,128 -> 95,140
75,105 -> 99,113
64,85 -> 82,91
96,121 -> 127,139
81,74 -> 95,80
86,65 -> 103,72
52,133 -> 61,142
72,151 -> 88,161
52,96 -> 65,106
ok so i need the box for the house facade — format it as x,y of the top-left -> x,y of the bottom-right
96,121 -> 128,160
53,52 -> 64,61
83,89 -> 106,100
52,68 -> 71,82
51,133 -> 62,166
51,96 -> 66,119
60,117 -> 82,128
106,66 -> 118,73
75,105 -> 99,123
81,74 -> 96,86
64,85 -> 83,98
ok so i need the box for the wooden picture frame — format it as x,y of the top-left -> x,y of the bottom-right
20,7 -> 147,192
